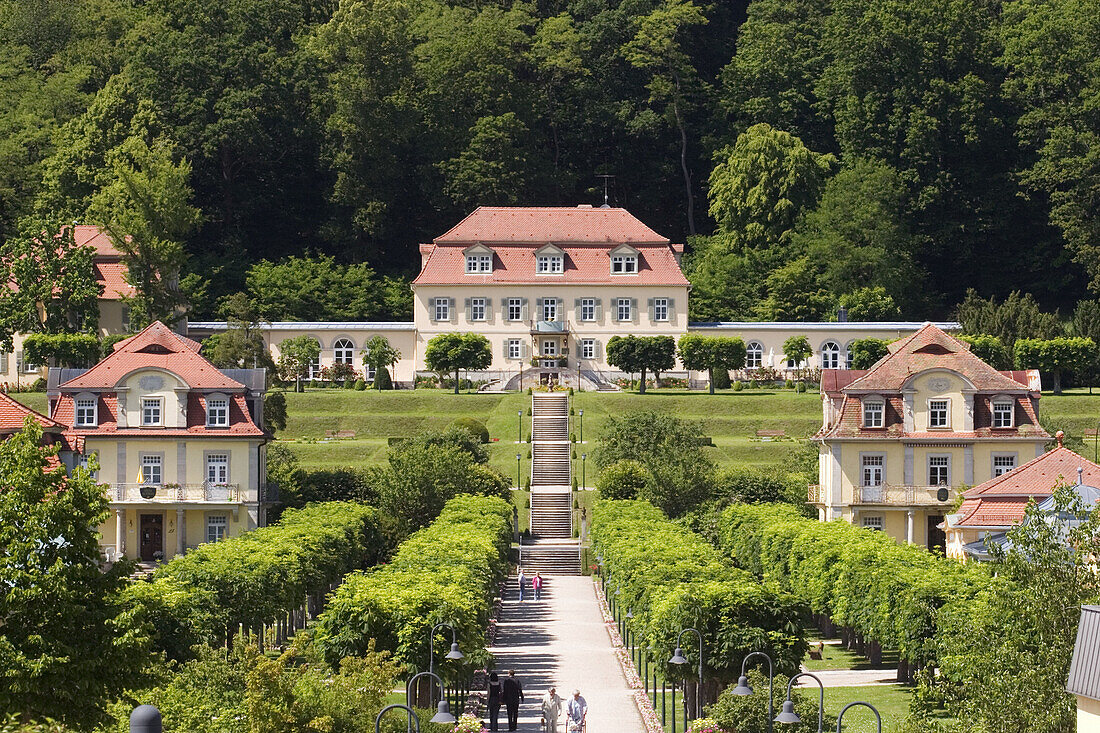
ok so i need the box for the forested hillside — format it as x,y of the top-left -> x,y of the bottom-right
2,0 -> 1099,320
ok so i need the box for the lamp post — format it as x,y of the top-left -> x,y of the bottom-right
835,702 -> 881,733
578,409 -> 584,444
518,410 -> 523,443
774,671 -> 824,733
581,453 -> 587,490
428,623 -> 464,676
669,628 -> 704,721
405,671 -> 458,724
516,453 -> 522,489
376,704 -> 420,733
731,651 -> 775,733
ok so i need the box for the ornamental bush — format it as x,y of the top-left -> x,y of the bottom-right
313,495 -> 512,672
143,502 -> 382,656
718,504 -> 987,666
595,460 -> 653,500
451,417 -> 490,444
590,500 -> 807,690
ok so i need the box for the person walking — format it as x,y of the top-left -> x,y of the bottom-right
566,689 -> 587,732
487,671 -> 503,731
531,572 -> 543,601
517,567 -> 526,602
541,686 -> 564,733
502,669 -> 524,731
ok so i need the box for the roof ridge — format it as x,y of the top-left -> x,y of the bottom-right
965,445 -> 1097,497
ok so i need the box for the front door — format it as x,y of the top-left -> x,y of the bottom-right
927,514 -> 946,555
140,514 -> 163,561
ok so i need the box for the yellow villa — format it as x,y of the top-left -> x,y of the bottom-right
46,321 -> 270,562
812,323 -> 1049,550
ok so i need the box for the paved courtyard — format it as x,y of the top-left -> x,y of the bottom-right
487,574 -> 646,733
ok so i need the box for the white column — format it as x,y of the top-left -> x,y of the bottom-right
906,510 -> 915,545
115,508 -> 126,559
176,508 -> 185,556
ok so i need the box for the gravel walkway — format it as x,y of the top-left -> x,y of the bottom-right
487,574 -> 647,733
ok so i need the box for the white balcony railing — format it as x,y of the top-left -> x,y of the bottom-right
110,483 -> 243,503
856,484 -> 958,506
808,484 -> 824,504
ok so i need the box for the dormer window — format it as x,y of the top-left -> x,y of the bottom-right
141,397 -> 162,426
536,254 -> 563,273
207,396 -> 229,427
611,254 -> 637,274
992,399 -> 1014,428
929,399 -> 950,429
75,396 -> 98,427
465,254 -> 492,273
863,398 -> 884,428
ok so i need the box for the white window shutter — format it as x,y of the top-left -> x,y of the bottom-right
502,340 -> 509,358
647,297 -> 655,321
484,298 -> 493,323
631,298 -> 639,324
449,297 -> 457,323
521,341 -> 530,358
574,298 -> 582,321
0,351 -> 7,373
668,298 -> 676,320
15,350 -> 22,373
595,299 -> 602,322
464,297 -> 472,321
521,298 -> 529,321
594,339 -> 602,359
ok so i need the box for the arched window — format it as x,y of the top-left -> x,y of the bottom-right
845,342 -> 854,370
333,339 -> 354,365
307,339 -> 322,379
746,341 -> 764,369
821,341 -> 841,369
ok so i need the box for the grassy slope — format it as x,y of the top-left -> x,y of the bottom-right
276,388 -> 823,475
9,392 -> 47,415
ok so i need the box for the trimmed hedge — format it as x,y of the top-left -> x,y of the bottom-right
313,494 -> 512,671
136,502 -> 382,653
718,503 -> 987,666
590,500 -> 807,681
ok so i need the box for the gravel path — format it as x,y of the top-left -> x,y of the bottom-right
487,574 -> 647,733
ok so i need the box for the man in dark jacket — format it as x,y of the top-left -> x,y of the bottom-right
502,669 -> 524,731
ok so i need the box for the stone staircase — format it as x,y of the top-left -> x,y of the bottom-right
520,540 -> 582,575
528,394 -> 576,572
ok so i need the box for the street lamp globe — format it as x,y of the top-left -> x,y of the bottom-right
732,675 -> 753,696
775,699 -> 801,724
669,647 -> 688,666
430,700 -> 456,724
446,641 -> 464,660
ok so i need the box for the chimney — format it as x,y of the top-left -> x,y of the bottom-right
837,306 -> 848,323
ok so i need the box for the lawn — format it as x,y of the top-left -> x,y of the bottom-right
276,387 -> 822,476
9,391 -> 47,415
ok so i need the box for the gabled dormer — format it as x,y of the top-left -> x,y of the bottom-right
463,244 -> 495,274
609,244 -> 640,274
534,244 -> 565,274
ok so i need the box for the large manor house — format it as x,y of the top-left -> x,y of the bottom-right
5,206 -> 1092,563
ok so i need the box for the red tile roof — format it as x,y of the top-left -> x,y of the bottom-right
413,242 -> 689,286
954,497 -> 1034,528
414,206 -> 689,286
845,324 -> 1032,393
54,392 -> 263,438
0,392 -> 64,433
60,321 -> 244,390
73,224 -> 124,258
821,370 -> 868,397
434,206 -> 671,244
93,260 -> 134,300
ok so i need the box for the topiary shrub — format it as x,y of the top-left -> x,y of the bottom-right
569,387 -> 575,395
570,432 -> 576,443
524,476 -> 531,490
572,478 -> 579,491
373,367 -> 393,390
354,379 -> 367,390
526,387 -> 532,394
733,381 -> 744,391
451,417 -> 490,444
712,368 -> 731,390
784,379 -> 795,389
595,460 -> 654,500
796,382 -> 807,393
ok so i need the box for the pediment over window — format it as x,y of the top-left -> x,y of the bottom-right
534,244 -> 565,257
608,243 -> 639,257
463,243 -> 495,256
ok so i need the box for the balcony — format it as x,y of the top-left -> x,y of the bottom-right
855,484 -> 959,506
110,483 -> 244,503
808,484 -> 824,504
533,320 -> 567,333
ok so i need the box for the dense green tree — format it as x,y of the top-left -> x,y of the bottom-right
278,335 -> 321,392
361,335 -> 400,390
781,335 -> 812,369
440,113 -> 533,207
0,419 -> 150,725
955,290 -> 1063,349
21,333 -> 101,369
594,410 -> 713,516
757,256 -> 834,321
595,459 -> 654,500
605,335 -> 676,393
848,338 -> 891,370
1001,0 -> 1100,293
424,332 -> 492,394
677,334 -> 747,393
958,334 -> 1013,370
0,217 -> 102,347
1014,336 -> 1097,394
86,136 -> 200,327
244,254 -> 397,322
839,286 -> 901,322
203,294 -> 276,375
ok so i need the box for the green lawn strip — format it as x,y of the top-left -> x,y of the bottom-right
823,684 -> 921,732
800,638 -> 899,672
8,392 -> 47,415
